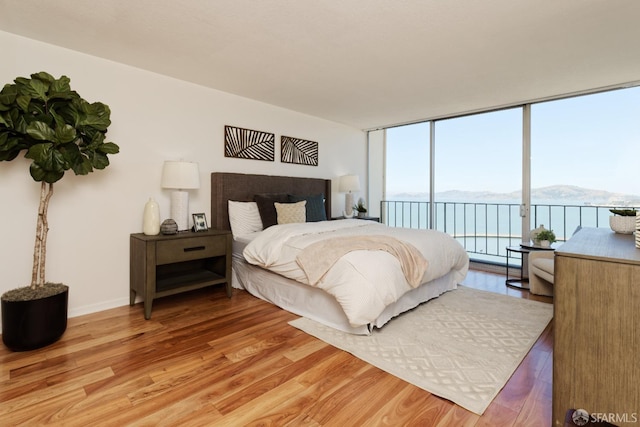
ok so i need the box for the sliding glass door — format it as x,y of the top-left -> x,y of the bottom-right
434,108 -> 523,262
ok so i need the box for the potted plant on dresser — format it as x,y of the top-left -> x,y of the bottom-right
609,208 -> 637,234
0,72 -> 119,351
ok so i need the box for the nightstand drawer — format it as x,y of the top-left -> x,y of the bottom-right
156,235 -> 226,265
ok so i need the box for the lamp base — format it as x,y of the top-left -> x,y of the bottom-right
344,192 -> 354,217
170,190 -> 190,231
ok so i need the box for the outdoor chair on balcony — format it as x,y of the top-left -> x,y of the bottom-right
528,250 -> 554,296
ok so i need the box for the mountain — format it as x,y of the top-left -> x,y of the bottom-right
388,185 -> 640,205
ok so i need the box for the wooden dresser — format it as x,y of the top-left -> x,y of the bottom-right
553,228 -> 640,426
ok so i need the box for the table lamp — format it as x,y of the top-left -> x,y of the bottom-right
161,161 -> 200,231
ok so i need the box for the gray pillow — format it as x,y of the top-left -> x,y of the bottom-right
288,194 -> 326,222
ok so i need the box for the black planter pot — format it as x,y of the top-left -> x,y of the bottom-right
2,288 -> 68,351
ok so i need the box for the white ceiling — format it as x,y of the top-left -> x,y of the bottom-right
1,0 -> 639,130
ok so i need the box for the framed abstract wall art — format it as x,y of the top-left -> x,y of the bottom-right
281,135 -> 318,166
224,125 -> 275,161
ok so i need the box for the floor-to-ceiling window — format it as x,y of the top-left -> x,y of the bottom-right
385,122 -> 430,228
434,108 -> 522,262
380,85 -> 640,264
530,87 -> 640,239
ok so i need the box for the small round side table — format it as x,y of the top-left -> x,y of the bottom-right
505,245 -> 554,289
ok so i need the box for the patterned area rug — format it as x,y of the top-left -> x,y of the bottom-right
289,286 -> 553,415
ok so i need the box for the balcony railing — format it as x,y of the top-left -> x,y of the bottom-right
381,200 -> 638,264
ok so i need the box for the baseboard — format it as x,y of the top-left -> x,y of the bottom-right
68,297 -> 131,319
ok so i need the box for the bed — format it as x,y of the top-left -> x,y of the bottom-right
211,172 -> 469,335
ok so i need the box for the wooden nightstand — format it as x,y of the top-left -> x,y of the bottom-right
130,229 -> 232,319
357,216 -> 380,222
331,216 -> 380,222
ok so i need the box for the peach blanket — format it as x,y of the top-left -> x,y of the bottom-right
296,235 -> 429,287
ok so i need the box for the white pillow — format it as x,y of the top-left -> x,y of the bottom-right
228,201 -> 263,237
275,200 -> 306,224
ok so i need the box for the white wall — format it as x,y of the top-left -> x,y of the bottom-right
0,31 -> 366,325
367,130 -> 385,218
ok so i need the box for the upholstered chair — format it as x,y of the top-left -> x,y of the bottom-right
528,251 -> 554,296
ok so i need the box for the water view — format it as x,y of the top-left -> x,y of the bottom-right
383,185 -> 640,264
382,86 -> 640,265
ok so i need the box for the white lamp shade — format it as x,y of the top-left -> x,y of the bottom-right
339,174 -> 361,193
161,161 -> 200,190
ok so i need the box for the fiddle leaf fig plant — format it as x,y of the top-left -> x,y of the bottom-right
0,72 -> 119,300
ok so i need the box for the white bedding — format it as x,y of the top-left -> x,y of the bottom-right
243,219 -> 469,327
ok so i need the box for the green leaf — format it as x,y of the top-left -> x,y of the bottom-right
30,162 -> 64,183
65,100 -> 82,128
30,75 -> 49,100
27,101 -> 46,117
31,71 -> 55,83
1,110 -> 15,130
13,112 -> 29,135
90,151 -> 110,169
26,121 -> 56,141
0,134 -> 25,161
16,77 -> 49,101
0,149 -> 21,161
50,145 -> 69,170
59,142 -> 90,175
25,142 -> 53,163
25,143 -> 66,171
49,75 -> 72,98
16,95 -> 31,112
55,124 -> 77,144
49,107 -> 65,129
80,102 -> 111,130
84,130 -> 104,149
0,137 -> 23,161
0,132 -> 14,150
72,155 -> 93,175
26,142 -> 68,175
98,142 -> 120,154
0,84 -> 17,106
29,162 -> 46,181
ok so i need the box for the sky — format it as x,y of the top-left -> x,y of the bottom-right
386,86 -> 640,197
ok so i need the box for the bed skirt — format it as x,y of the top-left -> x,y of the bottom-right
231,254 -> 458,335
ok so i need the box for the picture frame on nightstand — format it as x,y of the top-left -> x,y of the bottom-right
192,213 -> 208,232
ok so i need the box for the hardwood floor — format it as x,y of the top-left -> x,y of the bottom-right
0,269 -> 553,426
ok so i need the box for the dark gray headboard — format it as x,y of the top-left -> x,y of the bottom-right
211,172 -> 332,230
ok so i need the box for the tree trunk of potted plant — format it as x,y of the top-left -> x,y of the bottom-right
1,181 -> 67,351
